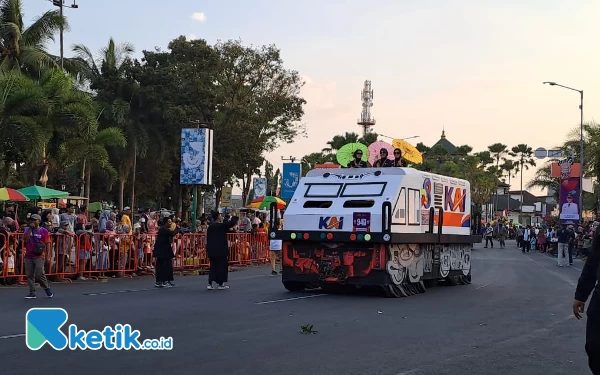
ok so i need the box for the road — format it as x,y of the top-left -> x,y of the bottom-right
0,241 -> 592,375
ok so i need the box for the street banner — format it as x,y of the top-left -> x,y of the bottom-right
253,178 -> 267,199
180,128 -> 213,185
552,158 -> 580,224
281,163 -> 301,199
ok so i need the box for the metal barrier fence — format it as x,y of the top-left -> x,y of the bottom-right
0,232 -> 270,283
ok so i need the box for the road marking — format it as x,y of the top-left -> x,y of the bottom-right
0,333 -> 25,340
474,283 -> 490,290
526,256 -> 577,287
84,288 -> 157,296
255,294 -> 326,305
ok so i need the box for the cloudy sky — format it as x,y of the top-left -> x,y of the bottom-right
25,0 -> 599,195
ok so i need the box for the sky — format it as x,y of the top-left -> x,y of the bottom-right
25,0 -> 600,196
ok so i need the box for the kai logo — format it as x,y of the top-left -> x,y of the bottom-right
319,216 -> 344,230
444,186 -> 467,212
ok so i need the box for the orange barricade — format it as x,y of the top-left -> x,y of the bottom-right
0,230 -> 272,285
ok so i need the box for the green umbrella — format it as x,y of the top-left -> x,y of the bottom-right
336,142 -> 369,167
17,185 -> 70,200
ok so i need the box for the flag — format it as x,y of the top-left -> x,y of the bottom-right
503,209 -> 508,217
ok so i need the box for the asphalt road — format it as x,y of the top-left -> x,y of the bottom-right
0,241 -> 593,375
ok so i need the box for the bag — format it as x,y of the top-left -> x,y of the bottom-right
33,242 -> 45,256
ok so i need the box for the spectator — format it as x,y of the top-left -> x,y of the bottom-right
206,212 -> 238,290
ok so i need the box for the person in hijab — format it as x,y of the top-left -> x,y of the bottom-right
153,216 -> 180,288
392,148 -> 408,167
346,149 -> 368,168
99,210 -> 110,233
373,148 -> 393,167
206,212 -> 239,290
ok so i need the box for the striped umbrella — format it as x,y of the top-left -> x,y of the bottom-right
0,187 -> 30,202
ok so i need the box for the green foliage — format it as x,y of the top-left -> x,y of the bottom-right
300,324 -> 317,334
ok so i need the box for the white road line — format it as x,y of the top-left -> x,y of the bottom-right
0,333 -> 25,340
526,256 -> 577,287
255,294 -> 326,305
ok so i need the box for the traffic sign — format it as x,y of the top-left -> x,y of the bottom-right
534,147 -> 547,159
548,149 -> 563,158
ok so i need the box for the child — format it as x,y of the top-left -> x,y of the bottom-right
75,223 -> 93,280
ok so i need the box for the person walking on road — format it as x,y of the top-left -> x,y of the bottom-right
573,221 -> 600,375
522,226 -> 532,253
484,224 -> 493,248
23,214 -> 53,299
557,224 -> 574,267
206,212 -> 238,290
152,217 -> 180,288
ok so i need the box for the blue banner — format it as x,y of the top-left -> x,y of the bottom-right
281,163 -> 301,199
180,128 -> 213,185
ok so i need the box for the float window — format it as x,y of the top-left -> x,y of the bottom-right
303,201 -> 333,208
408,188 -> 420,225
393,188 -> 406,225
343,200 -> 375,208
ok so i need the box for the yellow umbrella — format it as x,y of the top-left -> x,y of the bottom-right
392,139 -> 423,164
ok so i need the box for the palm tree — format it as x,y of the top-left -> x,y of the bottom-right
509,144 -> 536,213
488,143 -> 508,214
60,126 -> 126,199
72,38 -> 140,208
0,72 -> 50,185
321,132 -> 378,154
0,0 -> 69,75
526,163 -> 559,202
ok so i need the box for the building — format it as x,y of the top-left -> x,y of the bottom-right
431,130 -> 457,154
483,188 -> 557,226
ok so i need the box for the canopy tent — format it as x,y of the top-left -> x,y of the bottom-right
17,185 -> 70,200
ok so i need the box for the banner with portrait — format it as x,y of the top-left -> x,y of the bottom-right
552,158 -> 581,224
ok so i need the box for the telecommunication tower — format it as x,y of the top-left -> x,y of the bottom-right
357,80 -> 376,136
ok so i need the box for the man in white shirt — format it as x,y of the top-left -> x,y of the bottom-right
561,194 -> 579,218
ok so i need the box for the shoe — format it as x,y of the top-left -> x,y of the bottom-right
154,282 -> 163,288
271,271 -> 277,276
207,284 -> 214,290
279,271 -> 283,274
166,281 -> 175,287
77,276 -> 87,281
162,282 -> 172,288
217,285 -> 229,290
45,288 -> 53,298
24,293 -> 36,299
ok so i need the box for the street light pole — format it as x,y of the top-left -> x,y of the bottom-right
50,0 -> 78,70
543,81 -> 584,222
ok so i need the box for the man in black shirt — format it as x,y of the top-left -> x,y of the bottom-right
574,223 -> 600,374
206,212 -> 238,290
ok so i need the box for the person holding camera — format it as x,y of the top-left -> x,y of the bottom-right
24,214 -> 53,299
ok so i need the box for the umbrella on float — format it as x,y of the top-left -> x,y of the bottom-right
336,143 -> 369,167
0,187 -> 30,201
17,185 -> 69,200
248,196 -> 287,210
367,141 -> 395,166
392,139 -> 423,164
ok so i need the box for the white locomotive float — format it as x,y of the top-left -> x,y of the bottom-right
268,167 -> 482,297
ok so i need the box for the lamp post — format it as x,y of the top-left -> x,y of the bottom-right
50,0 -> 79,69
543,81 -> 584,222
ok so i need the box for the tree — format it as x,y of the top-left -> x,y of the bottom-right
213,39 -> 306,205
0,0 -> 82,76
300,152 -> 334,176
509,144 -> 536,212
72,37 -> 138,207
526,163 -> 559,202
0,72 -> 50,186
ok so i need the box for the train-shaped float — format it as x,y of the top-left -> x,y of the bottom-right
268,167 -> 482,297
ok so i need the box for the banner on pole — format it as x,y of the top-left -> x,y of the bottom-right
553,158 -> 580,224
281,163 -> 301,199
253,178 -> 267,199
180,128 -> 213,185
